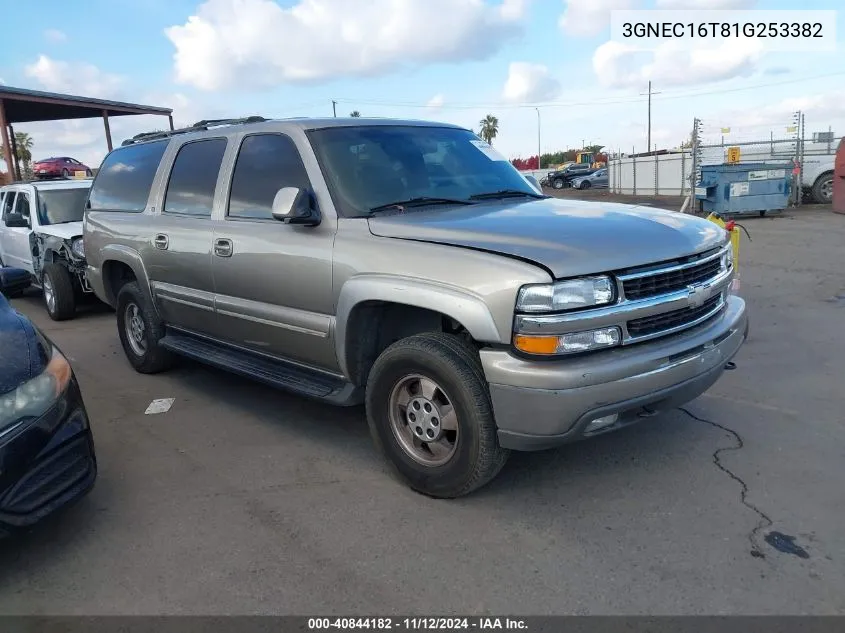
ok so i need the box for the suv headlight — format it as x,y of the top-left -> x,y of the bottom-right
71,238 -> 85,259
0,342 -> 72,433
516,276 -> 615,313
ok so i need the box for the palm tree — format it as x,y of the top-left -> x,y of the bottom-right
350,110 -> 361,117
478,115 -> 499,145
14,132 -> 34,179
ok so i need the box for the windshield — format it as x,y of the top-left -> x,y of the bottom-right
308,126 -> 538,217
37,187 -> 90,225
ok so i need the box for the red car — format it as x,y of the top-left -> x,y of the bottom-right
32,156 -> 93,179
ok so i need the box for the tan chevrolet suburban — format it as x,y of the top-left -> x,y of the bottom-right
83,117 -> 748,497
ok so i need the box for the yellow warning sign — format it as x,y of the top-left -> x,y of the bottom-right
726,146 -> 741,163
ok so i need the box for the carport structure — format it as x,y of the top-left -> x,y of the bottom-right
0,86 -> 173,182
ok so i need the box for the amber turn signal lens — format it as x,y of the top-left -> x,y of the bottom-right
513,335 -> 559,355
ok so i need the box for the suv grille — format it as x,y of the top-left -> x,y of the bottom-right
627,295 -> 722,339
621,250 -> 722,301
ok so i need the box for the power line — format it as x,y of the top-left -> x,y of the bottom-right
332,71 -> 845,112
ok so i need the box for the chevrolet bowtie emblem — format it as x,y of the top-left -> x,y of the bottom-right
687,284 -> 708,308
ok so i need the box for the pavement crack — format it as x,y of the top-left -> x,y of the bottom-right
679,406 -> 773,559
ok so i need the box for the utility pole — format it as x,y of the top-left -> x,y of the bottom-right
535,108 -> 541,170
332,100 -> 337,117
641,81 -> 661,154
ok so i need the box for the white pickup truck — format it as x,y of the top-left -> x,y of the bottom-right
0,179 -> 94,320
801,154 -> 835,204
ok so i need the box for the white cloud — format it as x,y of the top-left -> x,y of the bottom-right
24,55 -> 124,98
427,94 -> 445,108
559,0 -> 638,37
593,38 -> 762,89
655,0 -> 756,7
165,0 -> 526,91
502,62 -> 561,103
44,29 -> 68,43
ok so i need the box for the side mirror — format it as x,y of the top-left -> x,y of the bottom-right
271,187 -> 321,227
5,212 -> 28,228
524,175 -> 542,192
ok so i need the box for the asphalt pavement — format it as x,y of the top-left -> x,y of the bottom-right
1,208 -> 844,615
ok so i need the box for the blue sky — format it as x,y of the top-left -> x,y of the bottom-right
1,0 -> 843,169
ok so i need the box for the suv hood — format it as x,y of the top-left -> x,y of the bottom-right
367,198 -> 726,278
36,221 -> 83,241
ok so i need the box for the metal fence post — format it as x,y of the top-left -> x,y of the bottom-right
632,153 -> 637,195
654,153 -> 659,195
680,151 -> 686,195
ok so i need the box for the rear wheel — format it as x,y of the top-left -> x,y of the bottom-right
365,332 -> 509,498
811,172 -> 834,204
61,168 -> 70,178
42,263 -> 76,321
116,281 -> 173,373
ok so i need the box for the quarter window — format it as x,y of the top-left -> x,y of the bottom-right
163,139 -> 227,217
228,134 -> 311,220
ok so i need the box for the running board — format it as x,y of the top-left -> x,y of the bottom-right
159,332 -> 362,406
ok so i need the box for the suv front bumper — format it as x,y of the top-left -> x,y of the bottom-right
482,296 -> 747,451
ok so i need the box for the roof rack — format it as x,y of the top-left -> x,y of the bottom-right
121,116 -> 268,146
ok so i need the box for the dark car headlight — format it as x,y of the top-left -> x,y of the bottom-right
0,344 -> 72,434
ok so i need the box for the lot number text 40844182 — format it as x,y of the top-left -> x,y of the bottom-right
307,618 -> 529,630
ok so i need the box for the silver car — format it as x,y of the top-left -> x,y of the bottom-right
571,168 -> 609,190
83,117 -> 747,497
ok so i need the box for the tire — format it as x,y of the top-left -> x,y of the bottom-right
85,169 -> 92,177
552,178 -> 564,189
581,181 -> 591,190
61,168 -> 70,178
115,281 -> 173,373
42,263 -> 76,321
365,332 -> 509,498
811,172 -> 834,204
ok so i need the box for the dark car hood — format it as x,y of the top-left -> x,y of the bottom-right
0,295 -> 41,394
367,197 -> 726,278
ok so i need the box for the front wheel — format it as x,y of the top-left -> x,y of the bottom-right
580,181 -> 591,189
116,281 -> 173,373
365,332 -> 509,498
42,263 -> 76,321
552,178 -> 564,190
61,168 -> 70,178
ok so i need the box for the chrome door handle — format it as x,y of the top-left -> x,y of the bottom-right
154,234 -> 169,250
214,238 -> 233,257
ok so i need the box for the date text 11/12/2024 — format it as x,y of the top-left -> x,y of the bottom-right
307,618 -> 529,630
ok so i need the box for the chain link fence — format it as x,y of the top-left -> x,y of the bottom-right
609,119 -> 839,205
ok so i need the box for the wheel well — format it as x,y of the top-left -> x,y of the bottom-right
344,301 -> 472,387
102,260 -> 137,306
814,170 -> 834,185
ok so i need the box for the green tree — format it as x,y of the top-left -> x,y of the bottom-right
350,110 -> 361,117
584,144 -> 605,154
12,132 -> 34,179
478,114 -> 499,145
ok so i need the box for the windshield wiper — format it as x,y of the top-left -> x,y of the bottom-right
469,189 -> 547,201
368,197 -> 474,214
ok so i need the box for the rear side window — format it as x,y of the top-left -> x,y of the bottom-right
88,140 -> 168,212
227,134 -> 311,220
163,138 -> 227,217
